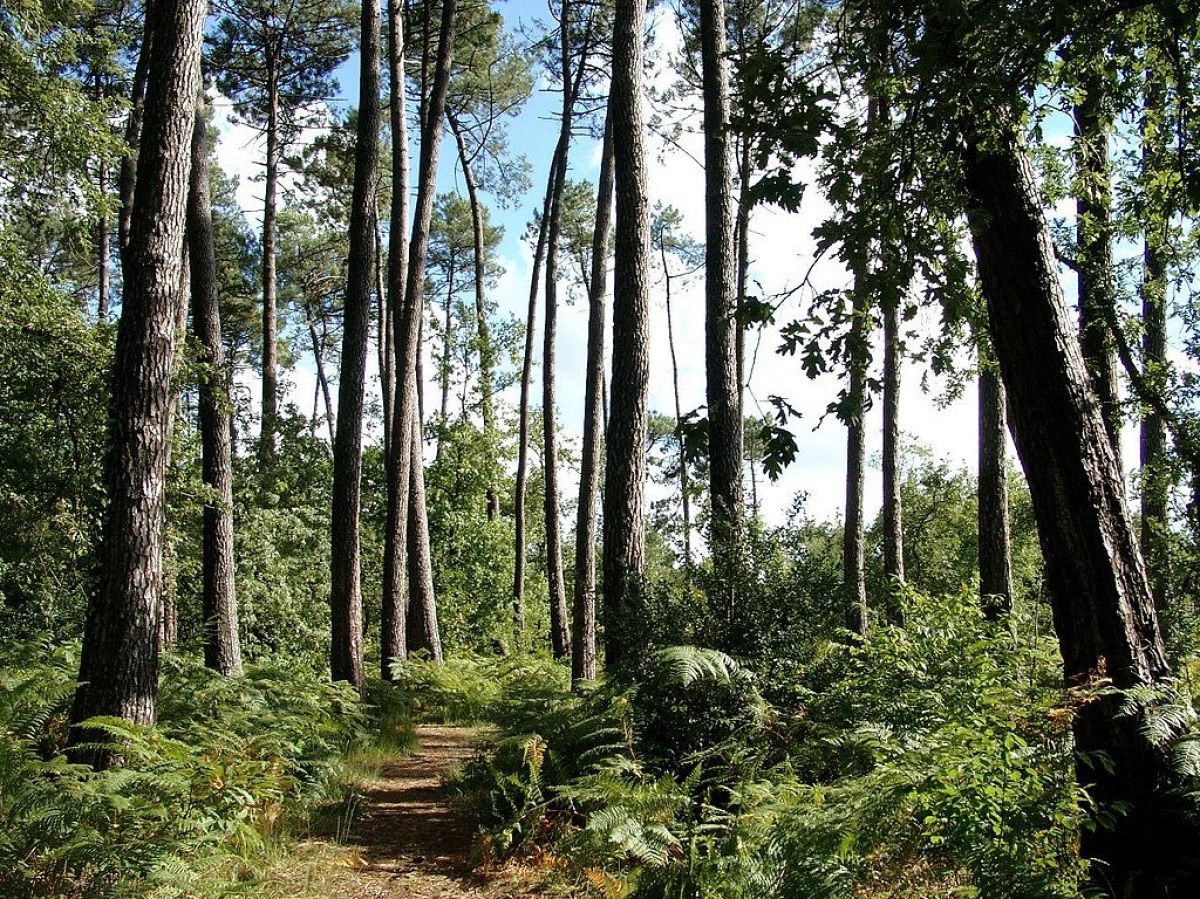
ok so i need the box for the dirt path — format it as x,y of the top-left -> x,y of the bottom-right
329,725 -> 553,899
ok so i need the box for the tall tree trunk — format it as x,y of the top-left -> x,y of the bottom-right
962,122 -> 1198,895
97,157 -> 111,322
572,109 -> 613,685
842,284 -> 869,638
1074,82 -> 1121,456
307,312 -> 336,443
735,137 -> 751,416
448,113 -> 499,519
977,363 -> 1013,618
260,73 -> 281,462
873,33 -> 904,622
406,398 -> 443,660
542,1 -> 574,661
603,0 -> 652,671
377,211 -> 394,459
513,168 -> 555,650
881,284 -> 904,619
381,0 -> 412,678
437,258 -> 454,457
662,245 -> 692,568
391,0 -> 457,666
749,438 -> 759,518
188,90 -> 242,676
1140,63 -> 1169,616
118,0 -> 153,258
329,0 -> 381,692
159,244 -> 188,657
700,0 -> 742,627
70,0 -> 207,759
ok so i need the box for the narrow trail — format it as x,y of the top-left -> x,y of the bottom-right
329,725 -> 551,899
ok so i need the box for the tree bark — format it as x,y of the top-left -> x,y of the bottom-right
700,0 -> 743,626
842,284 -> 869,638
603,0 -> 652,670
377,211 -> 394,459
118,0 -> 153,258
406,398 -> 443,661
307,310 -> 337,443
329,0 -> 381,692
1074,83 -> 1121,457
661,238 -> 692,569
978,363 -> 1013,618
188,90 -> 243,677
391,0 -> 457,666
963,123 -> 1198,895
70,0 -> 207,758
735,137 -> 751,417
513,166 -> 555,649
448,113 -> 499,519
259,71 -> 281,462
437,255 -> 455,454
381,0 -> 412,679
1140,63 -> 1169,615
542,0 -> 574,661
97,157 -> 111,322
572,109 -> 613,685
881,281 -> 905,621
160,246 -> 191,657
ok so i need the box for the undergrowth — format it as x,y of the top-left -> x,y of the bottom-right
454,589 -> 1089,898
387,652 -> 570,725
0,639 -> 395,898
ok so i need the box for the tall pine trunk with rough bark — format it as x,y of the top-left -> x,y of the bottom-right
1074,77 -> 1120,457
70,0 -> 207,758
542,0 -> 575,660
881,285 -> 904,627
118,1 -> 152,258
603,0 -> 652,671
842,285 -> 869,638
406,399 -> 443,660
513,160 -> 554,649
699,0 -> 743,631
381,0 -> 411,679
159,249 -> 191,655
97,155 -> 111,321
963,121 -> 1200,895
572,109 -> 612,685
377,214 -> 394,458
259,71 -> 281,462
390,0 -> 457,664
977,363 -> 1013,618
188,88 -> 242,677
1140,62 -> 1169,615
329,0 -> 381,692
448,113 -> 500,519
662,249 -> 691,569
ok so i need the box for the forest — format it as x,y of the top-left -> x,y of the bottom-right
2,0 -> 1200,896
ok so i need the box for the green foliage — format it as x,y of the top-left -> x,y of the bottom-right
207,0 -> 357,146
229,420 -> 335,664
0,639 -> 370,898
387,652 -> 569,725
460,599 -> 1086,898
0,264 -> 110,640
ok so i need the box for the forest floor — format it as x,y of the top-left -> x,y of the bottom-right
261,725 -> 560,898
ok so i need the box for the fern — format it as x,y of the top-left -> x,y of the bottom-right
0,640 -> 374,898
